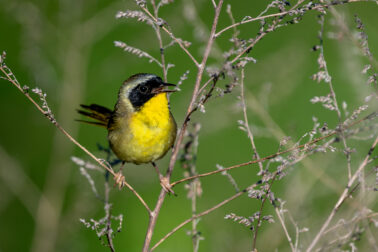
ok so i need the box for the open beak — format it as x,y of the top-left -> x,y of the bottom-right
151,82 -> 177,94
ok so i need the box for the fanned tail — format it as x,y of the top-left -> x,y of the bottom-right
76,104 -> 112,128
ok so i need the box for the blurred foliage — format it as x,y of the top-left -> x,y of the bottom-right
0,0 -> 377,251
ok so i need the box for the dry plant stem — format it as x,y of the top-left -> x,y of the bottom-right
228,0 -> 368,66
150,0 -> 167,82
306,136 -> 378,252
211,0 -> 217,9
186,126 -> 201,251
240,68 -> 263,171
154,136 -> 357,250
241,68 -> 268,249
245,89 -> 348,195
214,0 -> 363,38
151,186 -> 250,251
329,7 -> 378,70
275,208 -> 295,252
142,190 -> 167,252
104,178 -> 115,252
324,212 -> 378,235
170,131 -> 323,186
200,1 -> 358,104
288,212 -> 301,251
318,15 -> 352,180
229,29 -> 265,65
227,9 -> 281,65
142,2 -> 224,251
140,6 -> 199,67
168,0 -> 224,177
191,181 -> 200,252
252,174 -> 277,250
0,66 -> 151,214
170,112 -> 370,188
197,76 -> 214,95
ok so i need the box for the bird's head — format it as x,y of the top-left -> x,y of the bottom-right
117,73 -> 176,111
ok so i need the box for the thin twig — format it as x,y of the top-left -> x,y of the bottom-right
183,123 -> 202,251
153,127 -> 367,250
104,177 -> 115,252
150,0 -> 167,82
244,89 -> 344,193
329,7 -> 378,71
214,0 -> 363,38
151,186 -> 250,251
142,2 -> 224,251
317,14 -> 352,180
324,212 -> 378,235
240,68 -> 263,172
0,66 -> 151,214
142,189 -> 167,252
170,111 -> 375,187
228,0 -> 369,67
275,207 -> 295,252
167,0 -> 224,178
252,173 -> 277,250
140,6 -> 200,67
306,136 -> 378,252
155,133 -> 377,251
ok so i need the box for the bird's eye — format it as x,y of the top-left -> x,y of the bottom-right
139,85 -> 148,94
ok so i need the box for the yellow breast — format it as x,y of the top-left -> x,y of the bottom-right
108,93 -> 177,164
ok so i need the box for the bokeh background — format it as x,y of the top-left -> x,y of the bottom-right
0,0 -> 377,251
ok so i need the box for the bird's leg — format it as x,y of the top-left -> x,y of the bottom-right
151,162 -> 175,195
119,161 -> 125,173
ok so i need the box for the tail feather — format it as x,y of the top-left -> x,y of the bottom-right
77,104 -> 112,128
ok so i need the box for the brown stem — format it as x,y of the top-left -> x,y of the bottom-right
306,136 -> 378,251
150,0 -> 167,82
140,6 -> 199,67
214,0 -> 364,38
166,0 -> 224,178
104,180 -> 115,252
141,2 -> 224,251
252,173 -> 277,250
170,112 -> 374,187
240,68 -> 263,172
0,66 -> 151,214
151,186 -> 250,251
317,14 -> 352,179
142,190 -> 167,252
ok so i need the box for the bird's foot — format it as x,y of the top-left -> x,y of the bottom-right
113,171 -> 125,189
159,176 -> 176,195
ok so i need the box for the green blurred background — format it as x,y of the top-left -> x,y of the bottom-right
0,0 -> 377,251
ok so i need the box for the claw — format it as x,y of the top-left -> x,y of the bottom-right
113,172 -> 125,189
159,176 -> 176,195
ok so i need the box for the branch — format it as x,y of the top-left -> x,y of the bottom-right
104,180 -> 115,252
150,0 -> 168,81
316,14 -> 352,179
252,173 -> 278,250
139,5 -> 200,67
167,0 -> 223,178
306,136 -> 378,252
240,68 -> 263,172
214,0 -> 367,38
142,1 -> 224,251
275,208 -> 296,252
0,62 -> 151,214
151,185 -> 251,250
170,112 -> 376,187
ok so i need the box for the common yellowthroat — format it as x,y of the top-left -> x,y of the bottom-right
77,73 -> 177,190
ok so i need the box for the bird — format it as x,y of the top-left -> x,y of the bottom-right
77,73 -> 177,192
